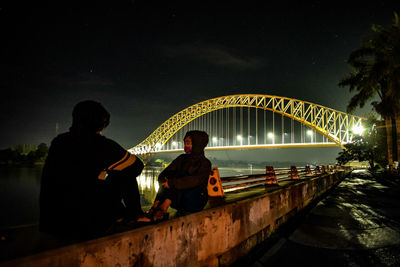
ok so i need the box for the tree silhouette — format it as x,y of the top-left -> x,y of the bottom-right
339,12 -> 400,166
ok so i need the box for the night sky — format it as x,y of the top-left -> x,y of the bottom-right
1,2 -> 400,157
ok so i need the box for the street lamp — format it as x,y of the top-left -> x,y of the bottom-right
353,125 -> 364,135
307,130 -> 313,143
220,137 -> 224,146
267,132 -> 274,144
212,137 -> 218,146
237,135 -> 243,146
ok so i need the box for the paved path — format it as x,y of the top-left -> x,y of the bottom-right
235,170 -> 400,267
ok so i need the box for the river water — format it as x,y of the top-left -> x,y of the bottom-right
0,166 -> 258,229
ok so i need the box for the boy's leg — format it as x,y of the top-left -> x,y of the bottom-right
178,186 -> 208,214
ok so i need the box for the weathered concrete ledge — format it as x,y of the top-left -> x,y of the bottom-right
3,171 -> 347,267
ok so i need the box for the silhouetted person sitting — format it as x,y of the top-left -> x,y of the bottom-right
138,130 -> 211,222
40,100 -> 144,239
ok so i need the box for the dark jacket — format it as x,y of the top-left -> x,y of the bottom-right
39,129 -> 143,238
158,131 -> 211,190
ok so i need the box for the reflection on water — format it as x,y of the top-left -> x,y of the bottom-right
0,166 -> 42,229
136,167 -> 162,208
0,165 -> 259,229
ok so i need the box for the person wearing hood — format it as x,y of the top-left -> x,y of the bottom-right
40,100 -> 144,239
139,130 -> 211,222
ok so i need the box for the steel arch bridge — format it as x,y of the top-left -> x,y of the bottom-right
129,94 -> 366,155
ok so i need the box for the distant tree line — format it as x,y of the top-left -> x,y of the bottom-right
0,143 -> 49,166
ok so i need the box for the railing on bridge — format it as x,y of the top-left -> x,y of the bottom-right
208,165 -> 345,197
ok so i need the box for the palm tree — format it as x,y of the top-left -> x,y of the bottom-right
339,12 -> 400,167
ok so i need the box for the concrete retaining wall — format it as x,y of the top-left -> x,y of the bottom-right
4,171 -> 346,267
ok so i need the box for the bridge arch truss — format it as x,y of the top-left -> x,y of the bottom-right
129,94 -> 365,154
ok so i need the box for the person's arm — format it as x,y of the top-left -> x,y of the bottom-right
158,155 -> 184,183
97,137 -> 143,180
119,156 -> 144,177
168,159 -> 211,190
98,137 -> 145,216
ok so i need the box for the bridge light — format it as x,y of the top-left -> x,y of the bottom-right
267,132 -> 274,139
138,174 -> 147,191
237,135 -> 243,146
353,125 -> 364,135
307,130 -> 313,143
212,137 -> 218,143
154,181 -> 159,192
172,141 -> 177,147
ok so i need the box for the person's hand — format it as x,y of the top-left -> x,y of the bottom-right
161,178 -> 169,188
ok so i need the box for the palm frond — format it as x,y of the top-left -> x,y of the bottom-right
347,93 -> 364,113
339,72 -> 366,92
394,12 -> 399,27
341,12 -> 400,114
347,48 -> 375,66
